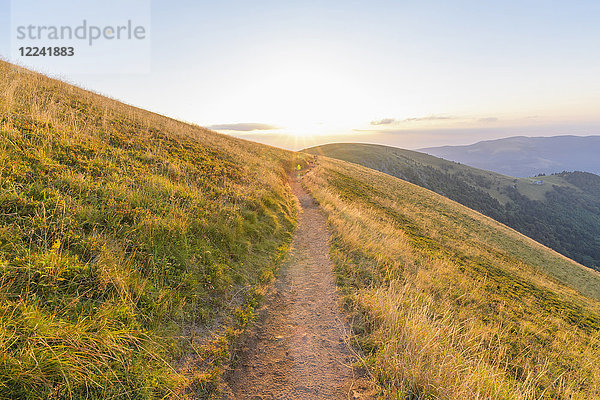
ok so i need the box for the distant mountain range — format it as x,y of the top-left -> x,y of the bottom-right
421,135 -> 600,177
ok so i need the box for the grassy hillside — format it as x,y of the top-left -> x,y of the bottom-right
0,61 -> 308,398
305,143 -> 600,271
302,156 -> 600,399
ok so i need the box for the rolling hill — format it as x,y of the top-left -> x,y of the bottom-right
303,156 -> 600,399
421,135 -> 600,177
2,61 -> 600,399
305,143 -> 600,271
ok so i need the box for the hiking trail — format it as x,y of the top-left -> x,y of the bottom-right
222,169 -> 374,399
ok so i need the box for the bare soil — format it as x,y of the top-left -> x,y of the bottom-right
221,171 -> 375,399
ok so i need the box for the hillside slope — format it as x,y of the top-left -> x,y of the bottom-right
305,143 -> 600,271
303,156 -> 600,399
421,135 -> 600,177
0,61 -> 308,398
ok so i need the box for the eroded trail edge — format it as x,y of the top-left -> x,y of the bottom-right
223,171 -> 373,399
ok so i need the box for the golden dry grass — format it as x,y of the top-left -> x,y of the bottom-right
303,157 -> 600,399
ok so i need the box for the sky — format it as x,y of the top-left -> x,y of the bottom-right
1,0 -> 599,150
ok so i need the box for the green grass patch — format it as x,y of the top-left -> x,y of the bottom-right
0,61 -> 307,398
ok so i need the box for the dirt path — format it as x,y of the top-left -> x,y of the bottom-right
222,171 -> 374,399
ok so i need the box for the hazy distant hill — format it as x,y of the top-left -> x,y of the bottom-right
305,143 -> 600,271
421,135 -> 600,177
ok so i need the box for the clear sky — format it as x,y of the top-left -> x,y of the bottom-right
1,0 -> 599,150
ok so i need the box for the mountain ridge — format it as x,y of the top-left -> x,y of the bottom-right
420,135 -> 600,176
305,142 -> 600,271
